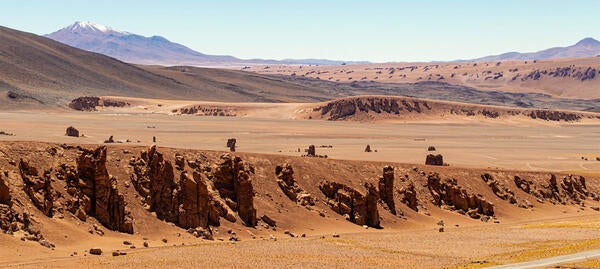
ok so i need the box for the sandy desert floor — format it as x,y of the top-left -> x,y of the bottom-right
2,109 -> 600,269
1,110 -> 600,172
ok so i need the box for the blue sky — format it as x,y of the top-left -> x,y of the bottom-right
2,0 -> 599,62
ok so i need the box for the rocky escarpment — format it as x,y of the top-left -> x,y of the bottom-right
313,97 -> 432,120
427,173 -> 494,219
513,174 -> 596,205
68,96 -> 130,111
130,145 -> 258,230
172,105 -> 237,117
378,165 -> 396,215
275,163 -> 315,207
19,160 -> 55,217
311,96 -> 599,122
76,146 -> 134,233
319,181 -> 380,228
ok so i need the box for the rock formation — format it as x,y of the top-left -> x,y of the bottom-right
226,138 -> 236,152
275,163 -> 314,207
425,154 -> 444,166
65,126 -> 79,137
212,154 -> 257,226
319,180 -> 380,228
378,166 -> 396,214
130,147 -> 257,229
427,173 -> 494,219
307,145 -> 316,157
19,160 -> 54,217
178,172 -> 211,229
77,146 -> 133,233
0,173 -> 11,205
398,182 -> 418,211
364,145 -> 372,152
481,173 -> 517,204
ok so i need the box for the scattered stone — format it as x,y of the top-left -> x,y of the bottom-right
123,240 -> 132,245
364,145 -> 372,152
104,136 -> 115,143
162,238 -> 167,243
89,248 -> 102,255
261,215 -> 277,227
66,126 -> 79,137
427,146 -> 436,151
143,241 -> 149,248
332,233 -> 340,238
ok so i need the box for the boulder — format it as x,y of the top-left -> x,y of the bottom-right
425,154 -> 443,166
307,145 -> 316,157
226,138 -> 237,152
364,145 -> 372,152
65,126 -> 79,137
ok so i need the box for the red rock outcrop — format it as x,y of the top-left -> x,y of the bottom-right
425,154 -> 444,166
0,173 -> 10,205
319,180 -> 380,228
130,147 -> 256,229
65,126 -> 79,137
77,146 -> 133,234
19,160 -> 54,217
212,154 -> 257,227
398,182 -> 418,211
275,163 -> 315,207
481,173 -> 517,204
226,138 -> 237,152
427,173 -> 494,218
178,172 -> 211,229
378,166 -> 396,215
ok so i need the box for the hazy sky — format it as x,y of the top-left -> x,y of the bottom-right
2,0 -> 599,62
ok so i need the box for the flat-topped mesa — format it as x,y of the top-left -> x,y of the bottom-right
77,146 -> 134,234
378,165 -> 396,215
18,160 -> 54,217
319,180 -> 381,228
427,173 -> 494,219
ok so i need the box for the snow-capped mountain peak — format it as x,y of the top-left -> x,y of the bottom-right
64,21 -> 127,35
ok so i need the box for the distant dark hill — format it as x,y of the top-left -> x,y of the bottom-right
470,37 -> 600,62
0,25 -> 334,108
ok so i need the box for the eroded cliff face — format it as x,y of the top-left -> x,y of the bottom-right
76,146 -> 133,234
319,180 -> 381,228
427,173 -> 494,219
130,146 -> 258,230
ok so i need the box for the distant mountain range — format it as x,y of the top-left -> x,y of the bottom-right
468,37 -> 600,62
45,21 -> 367,66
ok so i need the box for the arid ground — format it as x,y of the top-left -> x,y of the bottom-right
2,100 -> 600,268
